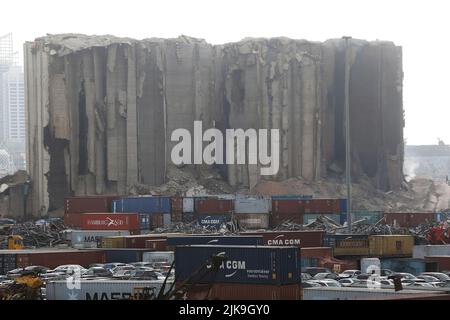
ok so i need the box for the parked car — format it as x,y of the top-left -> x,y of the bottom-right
350,279 -> 382,287
111,265 -> 136,274
420,272 -> 450,283
339,278 -> 357,287
131,262 -> 154,268
88,263 -> 105,268
338,270 -> 361,279
302,267 -> 331,277
303,281 -> 322,288
48,265 -> 87,275
313,272 -> 340,280
417,275 -> 440,283
103,262 -> 129,270
395,273 -> 419,281
301,273 -> 312,281
380,279 -> 394,286
310,279 -> 341,287
7,265 -> 49,278
81,267 -> 113,278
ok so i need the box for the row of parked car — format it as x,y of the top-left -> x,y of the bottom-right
301,267 -> 450,289
0,261 -> 174,285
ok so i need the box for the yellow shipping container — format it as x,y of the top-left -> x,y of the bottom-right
101,236 -> 125,248
369,235 -> 414,257
333,239 -> 370,256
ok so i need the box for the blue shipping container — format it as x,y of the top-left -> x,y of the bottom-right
380,258 -> 428,275
340,199 -> 348,212
197,214 -> 231,227
167,235 -> 264,246
139,214 -> 150,230
112,197 -> 171,214
175,245 -> 300,285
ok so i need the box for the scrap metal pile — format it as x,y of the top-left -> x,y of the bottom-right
149,220 -> 239,235
0,220 -> 67,248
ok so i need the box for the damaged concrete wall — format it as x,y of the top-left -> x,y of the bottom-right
25,34 -> 404,215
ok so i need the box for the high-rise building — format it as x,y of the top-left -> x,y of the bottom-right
0,33 -> 26,173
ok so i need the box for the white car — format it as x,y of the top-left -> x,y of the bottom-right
338,270 -> 361,279
48,265 -> 87,275
338,278 -> 356,287
310,279 -> 342,287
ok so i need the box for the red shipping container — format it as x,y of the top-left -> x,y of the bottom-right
64,212 -> 82,227
195,199 -> 234,215
77,213 -> 140,230
15,249 -> 106,269
171,197 -> 183,211
150,214 -> 164,229
425,256 -> 450,271
301,247 -> 333,258
145,239 -> 168,251
64,196 -> 121,213
383,212 -> 435,228
270,211 -> 303,226
272,200 -> 304,214
301,199 -> 341,213
179,283 -> 302,300
241,230 -> 324,248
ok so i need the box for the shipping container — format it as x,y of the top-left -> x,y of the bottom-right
46,280 -> 171,300
139,214 -> 150,230
149,214 -> 164,229
424,256 -> 450,271
340,211 -> 383,225
166,235 -> 263,246
123,233 -> 184,249
112,196 -> 171,214
1,249 -> 106,269
234,213 -> 269,229
65,213 -> 140,230
271,211 -> 303,226
145,239 -> 168,251
101,236 -> 126,248
197,214 -> 231,227
380,258 -> 438,275
360,258 -> 381,274
183,197 -> 195,213
272,199 -> 304,214
303,287 -> 442,300
64,212 -> 82,227
319,257 -> 359,273
142,251 -> 174,264
234,196 -> 271,214
383,212 -> 435,228
303,213 -> 341,225
302,199 -> 342,213
64,195 -> 121,214
182,283 -> 302,300
195,199 -> 234,215
163,213 -> 171,227
301,247 -> 333,258
171,197 -> 183,211
93,248 -> 155,263
413,245 -> 450,259
324,234 -> 369,256
271,195 -> 313,200
340,199 -> 348,212
242,230 -> 325,248
64,230 -> 130,248
175,245 -> 300,285
369,235 -> 414,257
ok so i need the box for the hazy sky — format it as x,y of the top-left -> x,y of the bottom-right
1,0 -> 448,145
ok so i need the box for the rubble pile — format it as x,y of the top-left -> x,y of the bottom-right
0,220 -> 67,248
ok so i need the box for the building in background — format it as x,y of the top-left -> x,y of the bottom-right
0,33 -> 25,177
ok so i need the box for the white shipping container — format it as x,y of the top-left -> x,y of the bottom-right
235,213 -> 270,229
303,287 -> 443,300
360,258 -> 381,274
143,251 -> 175,264
234,197 -> 271,214
46,280 -> 172,300
64,230 -> 130,248
413,245 -> 450,259
183,198 -> 194,213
